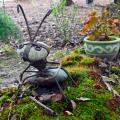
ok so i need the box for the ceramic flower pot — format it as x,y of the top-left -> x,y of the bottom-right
84,36 -> 120,59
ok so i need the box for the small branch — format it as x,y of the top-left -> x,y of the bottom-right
30,96 -> 57,115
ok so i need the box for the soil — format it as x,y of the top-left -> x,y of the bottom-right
0,0 -> 113,88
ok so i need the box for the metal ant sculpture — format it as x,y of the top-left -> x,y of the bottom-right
16,4 -> 72,101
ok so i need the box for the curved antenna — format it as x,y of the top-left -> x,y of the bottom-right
32,9 -> 52,41
17,4 -> 32,41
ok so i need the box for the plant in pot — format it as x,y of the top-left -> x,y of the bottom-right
80,10 -> 120,59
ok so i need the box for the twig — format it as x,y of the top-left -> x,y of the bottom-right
30,96 -> 56,115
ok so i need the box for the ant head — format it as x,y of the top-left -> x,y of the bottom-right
17,41 -> 50,62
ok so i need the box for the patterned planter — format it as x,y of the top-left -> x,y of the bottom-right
84,36 -> 120,59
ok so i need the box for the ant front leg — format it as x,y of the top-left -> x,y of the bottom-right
15,63 -> 31,102
19,63 -> 31,83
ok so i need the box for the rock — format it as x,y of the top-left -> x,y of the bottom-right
0,71 -> 8,77
38,94 -> 55,102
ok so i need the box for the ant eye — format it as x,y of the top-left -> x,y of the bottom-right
20,52 -> 23,57
18,44 -> 24,49
35,46 -> 41,51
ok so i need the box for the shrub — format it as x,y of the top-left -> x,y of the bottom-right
0,10 -> 22,42
107,3 -> 120,31
51,0 -> 79,47
107,3 -> 120,19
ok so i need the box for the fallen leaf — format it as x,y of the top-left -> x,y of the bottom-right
0,107 -> 3,112
70,100 -> 76,111
76,97 -> 91,102
99,62 -> 107,68
51,93 -> 63,102
102,76 -> 113,91
63,111 -> 73,116
102,76 -> 120,96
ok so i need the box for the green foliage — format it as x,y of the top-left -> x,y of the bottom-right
51,1 -> 79,46
0,95 -> 13,104
111,66 -> 120,74
0,10 -> 22,42
51,0 -> 66,16
107,3 -> 120,19
74,47 -> 85,54
114,85 -> 120,93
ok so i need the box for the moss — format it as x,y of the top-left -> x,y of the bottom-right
49,101 -> 68,113
111,66 -> 120,74
0,95 -> 13,104
61,53 -> 81,66
61,52 -> 95,67
0,109 -> 10,120
0,44 -> 16,56
80,56 -> 95,65
0,87 -> 17,95
0,84 -> 119,120
19,96 -> 31,104
114,85 -> 120,93
65,66 -> 90,80
73,47 -> 85,54
28,115 -> 52,120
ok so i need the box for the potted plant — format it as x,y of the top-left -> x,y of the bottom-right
80,10 -> 120,59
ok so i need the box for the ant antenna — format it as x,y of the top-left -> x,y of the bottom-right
17,4 -> 52,42
17,4 -> 32,42
32,9 -> 52,41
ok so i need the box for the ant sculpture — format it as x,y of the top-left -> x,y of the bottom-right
16,4 -> 73,104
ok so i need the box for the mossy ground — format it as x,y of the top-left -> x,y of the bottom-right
0,50 -> 120,120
